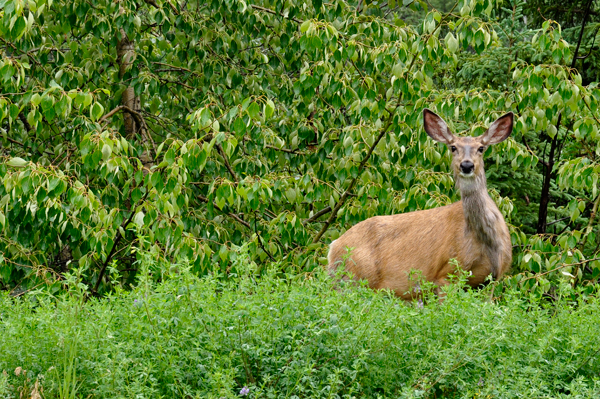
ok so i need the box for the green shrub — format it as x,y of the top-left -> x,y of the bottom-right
1,256 -> 599,398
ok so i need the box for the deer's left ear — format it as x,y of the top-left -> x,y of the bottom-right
480,112 -> 514,145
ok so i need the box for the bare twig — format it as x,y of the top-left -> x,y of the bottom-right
93,190 -> 150,295
265,144 -> 301,154
312,110 -> 398,243
215,143 -> 238,183
251,4 -> 303,24
254,213 -> 275,261
546,216 -> 570,227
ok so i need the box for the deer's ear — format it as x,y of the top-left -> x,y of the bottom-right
480,112 -> 513,145
423,109 -> 455,144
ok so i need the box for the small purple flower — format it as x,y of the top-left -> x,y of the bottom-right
239,386 -> 250,396
417,298 -> 424,309
478,377 -> 484,387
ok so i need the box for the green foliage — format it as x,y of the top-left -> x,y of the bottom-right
0,0 -> 599,298
1,255 -> 600,398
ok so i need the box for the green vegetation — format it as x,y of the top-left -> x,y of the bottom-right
1,0 -> 599,298
2,257 -> 600,398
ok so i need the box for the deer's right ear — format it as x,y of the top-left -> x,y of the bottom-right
423,109 -> 454,144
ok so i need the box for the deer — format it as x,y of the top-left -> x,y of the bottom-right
327,109 -> 514,299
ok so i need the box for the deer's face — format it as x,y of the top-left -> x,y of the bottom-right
448,136 -> 488,179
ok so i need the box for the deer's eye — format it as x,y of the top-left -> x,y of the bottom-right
478,146 -> 485,153
450,146 -> 457,152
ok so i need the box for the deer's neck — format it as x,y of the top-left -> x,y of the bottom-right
458,172 -> 500,249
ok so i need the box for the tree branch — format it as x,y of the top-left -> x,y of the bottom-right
265,144 -> 301,154
312,109 -> 397,243
92,190 -> 149,295
254,213 -> 275,261
5,113 -> 54,156
216,143 -> 238,183
99,105 -> 126,123
18,112 -> 33,133
251,4 -> 303,24
100,105 -> 157,156
576,25 -> 600,60
303,206 -> 332,225
537,113 -> 562,234
198,195 -> 251,229
570,0 -> 594,70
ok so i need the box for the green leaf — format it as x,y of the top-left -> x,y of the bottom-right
48,177 -> 61,191
247,102 -> 260,119
233,117 -> 246,136
264,99 -> 275,120
40,94 -> 54,111
164,148 -> 176,165
83,93 -> 93,108
286,187 -> 297,203
445,32 -> 459,53
199,108 -> 211,129
218,245 -> 229,262
300,20 -> 311,33
7,157 -> 27,167
31,93 -> 41,106
134,211 -> 145,228
101,144 -> 112,161
91,102 -> 104,121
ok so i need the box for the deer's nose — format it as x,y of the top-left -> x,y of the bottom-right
460,161 -> 474,174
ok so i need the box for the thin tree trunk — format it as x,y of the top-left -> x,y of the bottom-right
536,0 -> 593,233
117,32 -> 139,136
117,26 -> 153,168
536,114 -> 561,234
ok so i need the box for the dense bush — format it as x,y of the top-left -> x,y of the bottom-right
1,0 -> 599,298
2,254 -> 600,398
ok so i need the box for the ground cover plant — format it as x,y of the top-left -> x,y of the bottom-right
1,254 -> 600,398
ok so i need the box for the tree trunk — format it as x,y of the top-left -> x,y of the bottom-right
536,118 -> 560,234
117,27 -> 153,168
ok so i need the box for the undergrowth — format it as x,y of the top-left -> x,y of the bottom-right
1,252 -> 600,398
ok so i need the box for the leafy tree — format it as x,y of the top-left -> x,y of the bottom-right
1,0 -> 599,297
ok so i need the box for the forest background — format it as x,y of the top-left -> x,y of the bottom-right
2,0 -> 600,298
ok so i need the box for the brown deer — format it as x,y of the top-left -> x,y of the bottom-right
327,109 -> 514,299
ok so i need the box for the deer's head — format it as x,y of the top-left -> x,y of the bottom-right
423,109 -> 514,185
